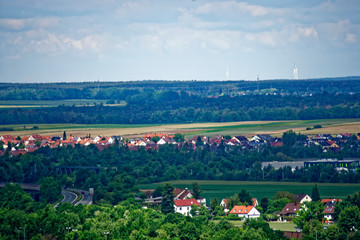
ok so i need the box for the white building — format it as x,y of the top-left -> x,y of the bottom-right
229,205 -> 260,219
174,199 -> 201,216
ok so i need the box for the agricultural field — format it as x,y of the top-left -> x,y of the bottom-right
0,118 -> 359,138
0,99 -> 126,108
140,180 -> 360,204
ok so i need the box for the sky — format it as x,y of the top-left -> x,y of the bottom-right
0,0 -> 359,82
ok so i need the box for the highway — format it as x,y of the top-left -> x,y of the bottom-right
75,190 -> 93,206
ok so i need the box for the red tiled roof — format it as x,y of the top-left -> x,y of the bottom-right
221,198 -> 228,207
174,199 -> 201,207
230,205 -> 254,215
323,206 -> 334,214
321,199 -> 341,204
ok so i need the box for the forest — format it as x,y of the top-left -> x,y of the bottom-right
1,131 -> 360,207
1,79 -> 360,124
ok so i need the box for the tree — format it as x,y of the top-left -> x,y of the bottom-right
238,189 -> 253,205
211,198 -> 218,211
260,197 -> 269,213
63,131 -> 67,140
173,133 -> 185,143
152,185 -> 164,198
294,201 -> 324,230
192,182 -> 202,199
338,206 -> 360,233
312,184 -> 321,202
282,130 -> 297,146
151,136 -> 160,143
40,177 -> 61,203
161,183 -> 174,214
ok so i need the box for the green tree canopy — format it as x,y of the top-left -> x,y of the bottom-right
161,183 -> 174,215
312,184 -> 321,202
40,177 -> 61,204
192,182 -> 202,199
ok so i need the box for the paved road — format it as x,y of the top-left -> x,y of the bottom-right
54,190 -> 78,208
75,191 -> 93,206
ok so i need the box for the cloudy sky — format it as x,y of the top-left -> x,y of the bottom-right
0,0 -> 359,82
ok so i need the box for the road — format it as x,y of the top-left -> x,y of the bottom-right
54,189 -> 78,208
75,190 -> 93,206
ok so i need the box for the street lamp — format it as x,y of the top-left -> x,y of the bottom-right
66,227 -> 71,234
104,231 -> 109,240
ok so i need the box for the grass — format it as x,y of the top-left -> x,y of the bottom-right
0,119 -> 359,138
211,220 -> 296,231
140,180 -> 360,203
268,221 -> 297,231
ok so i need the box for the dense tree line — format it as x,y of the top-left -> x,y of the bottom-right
1,79 -> 360,124
0,99 -> 360,124
1,78 -> 360,100
1,136 -> 360,203
1,183 -> 360,239
0,183 -> 289,240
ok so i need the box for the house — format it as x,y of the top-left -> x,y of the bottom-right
220,198 -> 230,213
323,206 -> 335,221
173,188 -> 193,200
296,194 -> 312,203
321,199 -> 341,221
174,199 -> 201,216
229,205 -> 260,219
321,199 -> 341,206
279,203 -> 302,221
252,198 -> 258,207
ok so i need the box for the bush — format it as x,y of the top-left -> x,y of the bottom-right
32,126 -> 39,130
306,127 -> 312,130
226,214 -> 241,220
314,125 -> 322,129
0,128 -> 14,131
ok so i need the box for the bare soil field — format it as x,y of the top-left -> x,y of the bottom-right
1,119 -> 359,137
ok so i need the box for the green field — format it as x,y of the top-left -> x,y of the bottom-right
212,220 -> 297,231
140,180 -> 360,203
0,99 -> 126,108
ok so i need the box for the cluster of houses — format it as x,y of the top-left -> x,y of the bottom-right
142,187 -> 342,224
1,131 -> 359,157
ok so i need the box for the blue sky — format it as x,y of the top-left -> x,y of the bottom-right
0,0 -> 359,82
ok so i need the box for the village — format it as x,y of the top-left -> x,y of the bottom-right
139,184 -> 342,239
1,131 -> 360,158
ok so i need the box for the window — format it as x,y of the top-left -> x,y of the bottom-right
239,210 -> 241,213
179,207 -> 182,211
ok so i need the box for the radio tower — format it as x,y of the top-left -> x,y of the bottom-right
226,67 -> 230,81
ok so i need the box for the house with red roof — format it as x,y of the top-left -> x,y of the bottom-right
174,199 -> 201,216
229,205 -> 260,219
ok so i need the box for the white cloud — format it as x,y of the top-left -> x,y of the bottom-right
345,33 -> 356,43
195,1 -> 284,17
0,17 -> 59,31
25,33 -> 104,55
290,27 -> 318,42
0,18 -> 25,30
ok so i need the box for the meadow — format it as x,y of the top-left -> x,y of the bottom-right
1,118 -> 359,138
140,180 -> 360,204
